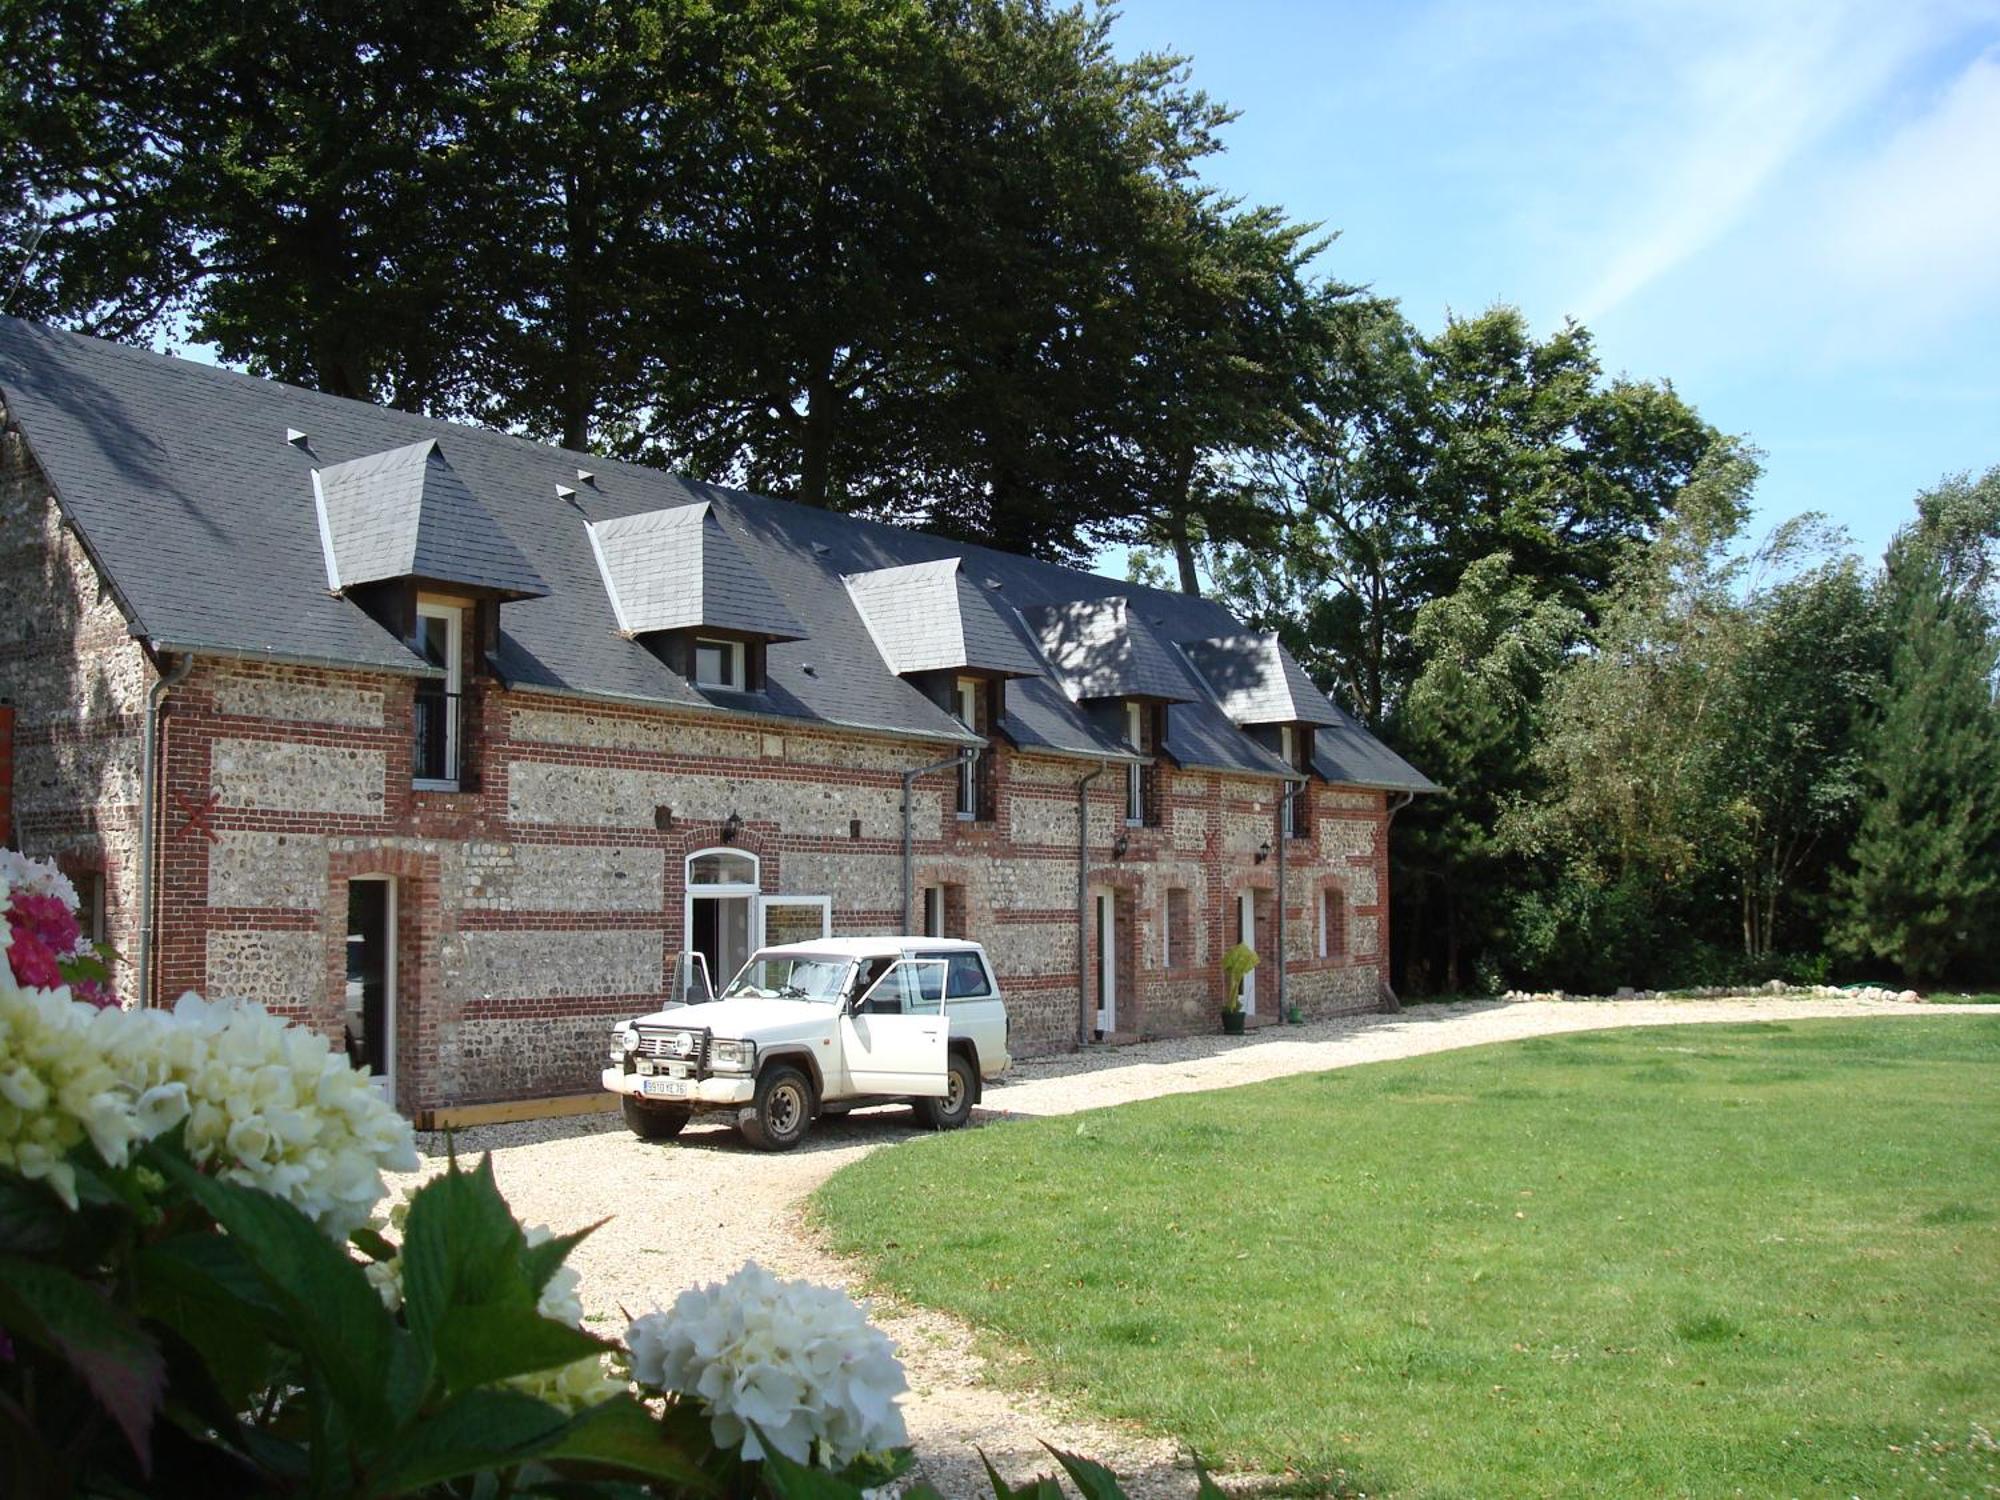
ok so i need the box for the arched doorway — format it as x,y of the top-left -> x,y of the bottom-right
685,848 -> 759,996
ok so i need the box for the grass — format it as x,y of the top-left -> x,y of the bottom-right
814,1020 -> 2000,1496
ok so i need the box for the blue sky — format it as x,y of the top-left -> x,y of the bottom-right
1108,0 -> 2000,567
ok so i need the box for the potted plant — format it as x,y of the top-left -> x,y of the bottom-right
1220,941 -> 1258,1035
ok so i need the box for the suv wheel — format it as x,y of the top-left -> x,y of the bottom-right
919,1052 -> 977,1130
622,1097 -> 690,1141
740,1064 -> 814,1151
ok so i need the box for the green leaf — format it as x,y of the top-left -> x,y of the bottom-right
541,1393 -> 714,1490
135,1237 -> 275,1408
0,1254 -> 166,1469
979,1449 -> 1065,1500
757,1440 -> 868,1500
351,1225 -> 398,1262
373,1387 -> 576,1490
1044,1444 -> 1131,1500
0,1170 -> 71,1254
401,1154 -> 532,1354
521,1219 -> 602,1302
434,1302 -> 610,1393
153,1151 -> 394,1432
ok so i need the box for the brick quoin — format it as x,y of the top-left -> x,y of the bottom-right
1,431 -> 1403,1115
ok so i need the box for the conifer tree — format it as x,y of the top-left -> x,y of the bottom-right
1836,564 -> 2000,982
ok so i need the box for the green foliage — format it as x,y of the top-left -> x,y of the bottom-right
0,1135 -> 720,1499
0,0 -> 1324,566
1220,942 -> 1258,1011
1836,563 -> 2000,982
816,1020 -> 2000,1496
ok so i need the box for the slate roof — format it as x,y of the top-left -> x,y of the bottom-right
843,557 -> 1044,678
316,438 -> 549,598
588,501 -> 803,640
0,315 -> 1434,789
1180,633 -> 1342,727
1020,596 -> 1196,704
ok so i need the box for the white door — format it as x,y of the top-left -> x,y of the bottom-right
840,959 -> 949,1096
1237,889 -> 1257,1015
1099,889 -> 1118,1031
756,894 -> 831,947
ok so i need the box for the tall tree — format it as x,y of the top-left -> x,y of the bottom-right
1835,562 -> 2000,983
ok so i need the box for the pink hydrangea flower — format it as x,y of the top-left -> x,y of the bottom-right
6,921 -> 63,990
10,889 -> 81,961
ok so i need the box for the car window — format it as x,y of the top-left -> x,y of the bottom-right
945,952 -> 992,999
855,958 -> 947,1015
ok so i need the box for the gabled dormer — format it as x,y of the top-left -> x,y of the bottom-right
586,501 -> 804,692
845,558 -> 1042,820
1022,596 -> 1194,827
313,438 -> 549,790
1181,631 -> 1344,835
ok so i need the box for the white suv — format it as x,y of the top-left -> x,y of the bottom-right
602,937 -> 1011,1150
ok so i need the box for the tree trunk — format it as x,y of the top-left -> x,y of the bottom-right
560,165 -> 599,451
799,346 -> 838,509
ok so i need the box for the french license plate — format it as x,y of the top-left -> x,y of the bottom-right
641,1077 -> 688,1099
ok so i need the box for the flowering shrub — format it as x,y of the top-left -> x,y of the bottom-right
0,846 -> 1173,1500
628,1262 -> 909,1467
1,848 -> 112,1007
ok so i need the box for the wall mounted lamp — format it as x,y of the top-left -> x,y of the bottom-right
721,810 -> 745,844
1254,840 -> 1272,864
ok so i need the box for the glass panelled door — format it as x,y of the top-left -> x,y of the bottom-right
1092,886 -> 1117,1033
1236,889 -> 1257,1015
686,850 -> 759,995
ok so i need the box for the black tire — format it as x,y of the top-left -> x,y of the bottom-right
918,1051 -> 978,1130
740,1064 -> 815,1151
622,1096 -> 690,1140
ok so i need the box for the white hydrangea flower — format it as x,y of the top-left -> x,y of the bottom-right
626,1261 -> 909,1468
0,847 -> 79,914
0,901 -> 416,1237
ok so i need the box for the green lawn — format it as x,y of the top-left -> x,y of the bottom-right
813,1020 -> 2000,1497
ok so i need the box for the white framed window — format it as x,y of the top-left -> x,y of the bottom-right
694,637 -> 745,689
1125,701 -> 1145,825
1281,727 -> 1297,837
955,677 -> 981,818
414,600 -> 464,788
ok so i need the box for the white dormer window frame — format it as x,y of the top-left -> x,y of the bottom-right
1125,700 -> 1145,826
694,637 -> 746,690
1281,726 -> 1297,837
955,677 -> 981,819
413,599 -> 464,791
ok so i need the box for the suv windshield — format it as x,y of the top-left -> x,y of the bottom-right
721,955 -> 854,1003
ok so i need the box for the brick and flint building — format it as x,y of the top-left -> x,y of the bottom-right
0,317 -> 1434,1115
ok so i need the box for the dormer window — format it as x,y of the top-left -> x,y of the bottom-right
1280,724 -> 1313,837
1125,701 -> 1146,825
956,678 -> 982,818
413,599 -> 465,789
695,637 -> 747,690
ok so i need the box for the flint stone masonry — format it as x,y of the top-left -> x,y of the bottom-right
206,929 -> 324,1010
463,842 -> 663,912
208,831 -> 330,909
1320,819 -> 1377,859
441,1014 -> 629,1100
780,850 -> 903,912
1172,806 -> 1210,851
1006,755 -> 1105,786
1224,811 -> 1275,856
506,759 -> 932,836
1009,793 -> 1124,848
453,930 -> 663,1001
510,705 -> 761,761
983,856 -> 1080,912
1333,865 -> 1379,907
1329,791 -> 1379,811
985,920 -> 1079,977
210,738 -> 386,815
211,671 -> 384,728
1352,913 -> 1380,956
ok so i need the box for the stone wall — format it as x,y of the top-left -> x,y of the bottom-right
16,513 -> 1400,1107
0,415 -> 153,996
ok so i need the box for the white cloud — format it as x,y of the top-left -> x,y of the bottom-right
1568,0 -> 1960,321
1812,48 -> 2000,341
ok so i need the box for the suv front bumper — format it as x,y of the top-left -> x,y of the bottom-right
602,1067 -> 755,1108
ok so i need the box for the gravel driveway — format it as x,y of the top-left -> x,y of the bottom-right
386,995 -> 1991,1497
